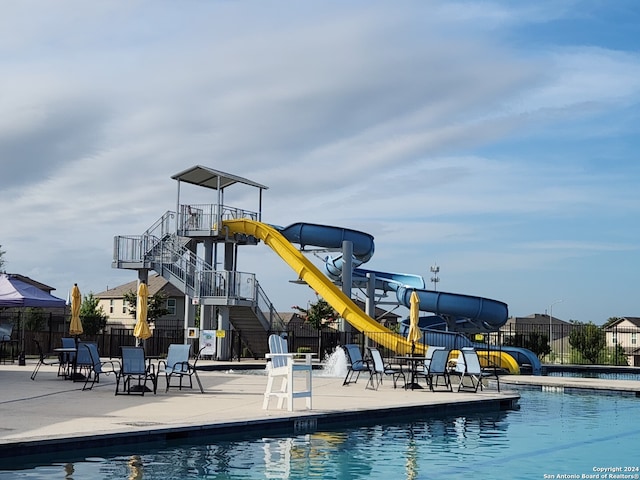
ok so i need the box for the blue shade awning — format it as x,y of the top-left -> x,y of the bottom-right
0,274 -> 66,308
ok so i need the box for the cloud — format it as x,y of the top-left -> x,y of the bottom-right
1,1 -> 639,323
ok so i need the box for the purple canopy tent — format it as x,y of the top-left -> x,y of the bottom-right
0,274 -> 66,308
0,274 -> 66,365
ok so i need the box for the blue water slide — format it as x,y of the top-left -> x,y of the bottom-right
492,346 -> 541,375
396,286 -> 509,333
326,262 -> 425,292
278,223 -> 375,262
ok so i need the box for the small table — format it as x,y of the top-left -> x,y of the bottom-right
54,347 -> 78,380
394,356 -> 428,390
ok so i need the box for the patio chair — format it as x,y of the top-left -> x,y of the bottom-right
116,346 -> 157,396
414,345 -> 445,387
454,347 -> 500,392
341,344 -> 370,386
426,348 -> 453,392
30,339 -> 61,380
74,341 -> 98,382
365,347 -> 405,390
58,337 -> 77,378
81,342 -> 120,391
157,344 -> 204,393
0,323 -> 15,364
263,334 -> 312,411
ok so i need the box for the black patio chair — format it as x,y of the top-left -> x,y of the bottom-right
30,340 -> 61,381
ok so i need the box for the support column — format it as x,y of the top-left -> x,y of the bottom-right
183,294 -> 197,345
137,269 -> 149,284
201,239 -> 215,331
216,306 -> 231,360
365,272 -> 376,318
340,241 -> 353,334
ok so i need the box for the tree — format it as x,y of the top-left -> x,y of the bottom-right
23,307 -> 47,331
292,297 -> 338,330
80,292 -> 109,335
569,321 -> 605,364
608,343 -> 628,366
602,317 -> 622,329
0,244 -> 5,271
122,289 -> 170,323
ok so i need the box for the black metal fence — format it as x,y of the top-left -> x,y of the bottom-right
0,311 -> 184,360
500,323 -> 640,366
5,309 -> 639,367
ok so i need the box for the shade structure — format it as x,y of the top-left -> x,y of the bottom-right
69,283 -> 83,335
0,274 -> 66,308
407,290 -> 422,349
133,282 -> 152,341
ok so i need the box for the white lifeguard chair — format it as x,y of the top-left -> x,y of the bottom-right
263,334 -> 313,411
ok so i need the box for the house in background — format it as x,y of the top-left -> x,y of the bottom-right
501,313 -> 573,341
500,313 -> 574,361
95,274 -> 186,332
603,317 -> 640,366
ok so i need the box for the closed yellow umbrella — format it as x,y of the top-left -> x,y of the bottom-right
133,281 -> 152,342
407,290 -> 422,353
69,283 -> 83,336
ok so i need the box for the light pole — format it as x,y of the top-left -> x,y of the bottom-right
430,264 -> 440,291
548,299 -> 563,354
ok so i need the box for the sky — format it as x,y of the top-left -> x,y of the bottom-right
1,0 -> 639,325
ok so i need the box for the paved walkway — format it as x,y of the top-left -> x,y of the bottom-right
0,360 -> 518,459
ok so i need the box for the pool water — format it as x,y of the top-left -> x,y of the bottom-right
2,388 -> 639,479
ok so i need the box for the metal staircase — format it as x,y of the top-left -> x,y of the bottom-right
113,210 -> 286,358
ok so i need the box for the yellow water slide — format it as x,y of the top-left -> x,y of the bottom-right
224,219 -> 519,373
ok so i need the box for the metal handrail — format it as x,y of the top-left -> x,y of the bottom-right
114,206 -> 284,329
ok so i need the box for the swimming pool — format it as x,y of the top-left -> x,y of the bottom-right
1,388 -> 639,479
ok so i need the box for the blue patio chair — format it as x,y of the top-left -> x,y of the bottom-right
414,345 -> 445,388
74,341 -> 97,382
59,338 -> 77,378
116,346 -> 157,396
157,344 -> 204,393
426,348 -> 453,392
365,347 -> 405,390
81,343 -> 120,391
341,344 -> 370,386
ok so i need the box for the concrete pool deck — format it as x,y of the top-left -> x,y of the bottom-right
1,359 -> 519,460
